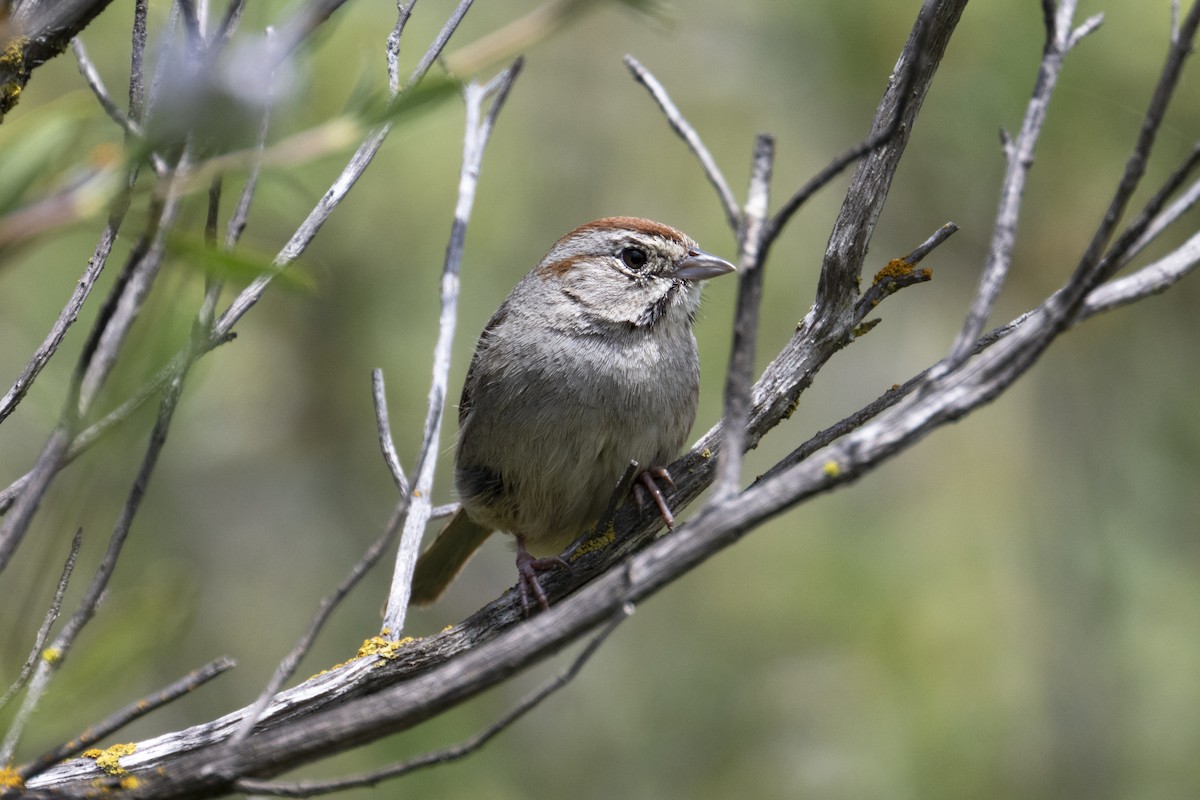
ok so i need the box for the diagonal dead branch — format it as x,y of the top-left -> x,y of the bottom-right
19,658 -> 236,782
234,605 -> 633,798
624,54 -> 741,231
381,59 -> 524,636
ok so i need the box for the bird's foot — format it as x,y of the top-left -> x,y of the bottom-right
632,466 -> 677,529
515,536 -> 570,615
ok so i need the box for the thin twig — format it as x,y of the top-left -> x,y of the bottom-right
0,365 -> 190,766
850,224 -> 952,324
225,81 -> 273,248
1054,0 -> 1200,314
0,207 -> 127,427
714,135 -> 774,500
769,0 -> 940,241
372,369 -> 410,496
905,221 -> 958,264
940,0 -> 1085,370
381,59 -> 524,636
624,54 -> 741,231
72,38 -> 144,140
77,156 -> 190,415
234,604 -> 633,797
407,0 -> 474,88
1119,175 -> 1200,268
130,0 -> 149,119
1086,230 -> 1200,315
214,0 -> 475,338
1093,142 -> 1200,281
19,658 -> 236,782
0,529 -> 82,711
230,516 -> 403,745
214,0 -> 248,46
431,503 -> 458,519
387,0 -> 418,96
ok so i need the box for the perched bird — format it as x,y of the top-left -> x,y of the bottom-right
410,217 -> 734,612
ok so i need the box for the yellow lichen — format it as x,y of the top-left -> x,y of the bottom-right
120,775 -> 141,790
357,635 -> 412,660
83,743 -> 137,776
700,448 -> 712,459
42,647 -> 61,664
0,766 -> 24,791
569,526 -> 616,561
823,460 -> 840,478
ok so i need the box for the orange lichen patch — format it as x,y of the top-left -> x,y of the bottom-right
82,743 -> 137,776
873,258 -> 915,285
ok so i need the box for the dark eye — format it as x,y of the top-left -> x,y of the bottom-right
620,247 -> 649,270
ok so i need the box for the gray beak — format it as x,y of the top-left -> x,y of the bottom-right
673,248 -> 736,282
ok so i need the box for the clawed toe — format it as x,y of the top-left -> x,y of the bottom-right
633,467 -> 676,529
515,538 -> 569,615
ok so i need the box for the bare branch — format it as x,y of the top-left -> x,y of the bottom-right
372,369 -> 410,496
624,54 -> 741,231
0,529 -> 82,711
18,658 -> 236,782
234,605 -> 632,798
407,0 -> 474,89
381,59 -> 524,636
1054,0 -> 1200,316
0,206 -> 126,426
231,518 -> 402,745
714,135 -> 774,500
130,0 -> 149,118
1120,175 -> 1200,267
214,0 -> 475,338
1084,230 -> 1200,316
941,0 -> 1080,369
770,0 -> 944,242
0,362 -> 189,765
71,38 -> 142,139
386,0 -> 418,95
808,0 -> 966,324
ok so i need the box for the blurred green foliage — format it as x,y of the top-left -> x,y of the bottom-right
1,1 -> 1198,798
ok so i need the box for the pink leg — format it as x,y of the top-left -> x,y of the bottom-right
514,535 -> 569,615
632,466 -> 677,529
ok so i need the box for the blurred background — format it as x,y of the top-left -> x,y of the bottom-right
1,0 -> 1198,797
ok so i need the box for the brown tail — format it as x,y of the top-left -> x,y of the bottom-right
410,509 -> 494,605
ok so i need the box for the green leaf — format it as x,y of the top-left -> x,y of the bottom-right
167,234 -> 314,293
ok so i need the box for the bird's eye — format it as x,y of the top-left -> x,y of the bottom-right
620,247 -> 649,270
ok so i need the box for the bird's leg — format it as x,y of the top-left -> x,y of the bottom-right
632,466 -> 677,529
514,535 -> 570,615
